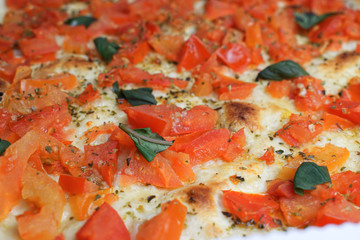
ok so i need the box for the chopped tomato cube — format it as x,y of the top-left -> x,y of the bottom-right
59,175 -> 99,195
217,43 -> 251,73
259,146 -> 275,165
178,35 -> 211,71
77,84 -> 101,105
325,100 -> 360,125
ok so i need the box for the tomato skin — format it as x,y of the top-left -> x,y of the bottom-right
325,100 -> 360,125
184,129 -> 230,165
266,80 -> 291,99
205,0 -> 235,20
217,43 -> 251,73
18,37 -> 60,59
84,140 -> 119,187
212,75 -> 257,100
341,82 -> 360,103
17,166 -> 66,240
315,196 -> 360,227
160,149 -> 195,183
20,73 -> 78,91
293,76 -> 325,112
331,171 -> 360,207
267,179 -> 296,199
221,128 -> 246,162
178,35 -> 211,71
171,105 -> 217,136
223,191 -> 282,229
322,112 -> 355,131
58,175 -> 99,195
76,203 -> 131,240
136,199 -> 187,240
9,103 -> 71,138
276,114 -> 323,146
245,22 -> 262,48
148,34 -> 184,62
77,84 -> 101,105
259,146 -> 275,165
125,104 -> 181,136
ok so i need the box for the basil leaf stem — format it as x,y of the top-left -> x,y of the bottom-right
294,12 -> 341,30
293,162 -> 331,195
64,16 -> 97,28
256,60 -> 309,81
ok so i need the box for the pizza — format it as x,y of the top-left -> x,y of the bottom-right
1,0 -> 360,239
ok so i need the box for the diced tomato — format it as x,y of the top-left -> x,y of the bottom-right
77,84 -> 101,105
331,171 -> 360,207
276,114 -> 323,146
59,145 -> 86,177
160,149 -> 195,183
20,73 -> 78,91
76,203 -> 130,240
121,151 -> 183,188
69,188 -> 119,221
259,146 -> 275,165
137,199 -> 187,240
325,100 -> 360,125
125,104 -> 181,136
84,140 -> 119,187
221,128 -> 246,162
266,80 -> 292,99
118,67 -> 188,90
310,0 -> 345,15
341,82 -> 360,103
83,124 -> 117,144
169,131 -> 207,152
322,112 -> 356,131
212,76 -> 257,100
118,41 -> 151,64
9,103 -> 71,138
171,105 -> 217,136
59,175 -> 99,195
223,191 -> 282,229
191,73 -> 213,96
18,37 -> 60,59
234,7 -> 253,31
315,196 -> 360,226
148,34 -> 184,62
217,43 -> 251,73
97,68 -> 121,88
280,193 -> 321,227
267,179 -> 296,199
293,76 -> 326,112
178,35 -> 211,71
308,15 -> 344,43
129,0 -> 165,21
184,129 -> 230,165
109,127 -> 135,150
245,22 -> 262,48
17,166 -> 65,240
204,0 -> 235,20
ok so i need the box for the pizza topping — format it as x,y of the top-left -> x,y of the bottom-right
93,37 -> 120,63
0,139 -> 10,156
112,82 -> 157,106
119,123 -> 173,162
294,12 -> 342,30
64,16 -> 97,28
293,162 -> 331,195
256,60 -> 309,81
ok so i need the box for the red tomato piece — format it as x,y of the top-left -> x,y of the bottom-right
184,128 -> 230,165
217,43 -> 251,73
178,35 -> 211,71
212,76 -> 257,100
276,114 -> 324,146
315,196 -> 360,226
160,149 -> 195,183
341,82 -> 360,103
137,199 -> 187,240
293,76 -> 326,112
259,146 -> 275,165
331,171 -> 360,207
322,112 -> 355,131
76,203 -> 131,240
223,191 -> 282,229
125,104 -> 181,136
20,73 -> 78,91
9,103 -> 71,138
18,37 -> 60,59
77,84 -> 101,105
171,105 -> 217,136
245,22 -> 262,48
204,0 -> 235,20
267,179 -> 296,199
58,175 -> 99,195
266,80 -> 292,99
148,34 -> 184,62
325,100 -> 360,125
84,140 -> 119,187
221,128 -> 246,162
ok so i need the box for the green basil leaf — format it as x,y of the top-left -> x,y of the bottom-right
0,139 -> 11,156
94,37 -> 120,63
255,60 -> 309,81
294,12 -> 341,30
112,82 -> 157,106
64,16 -> 97,28
293,162 -> 331,195
119,124 -> 173,162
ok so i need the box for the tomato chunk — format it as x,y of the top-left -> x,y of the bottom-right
20,73 -> 78,91
77,84 -> 101,105
59,175 -> 99,195
325,100 -> 360,125
76,203 -> 130,240
178,35 -> 210,71
217,43 -> 251,73
137,199 -> 187,240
